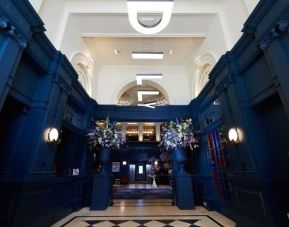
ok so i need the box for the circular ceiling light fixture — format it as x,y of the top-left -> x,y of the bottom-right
127,0 -> 174,35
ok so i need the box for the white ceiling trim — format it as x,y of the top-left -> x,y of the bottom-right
81,33 -> 207,38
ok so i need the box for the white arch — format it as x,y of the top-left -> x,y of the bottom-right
114,79 -> 172,105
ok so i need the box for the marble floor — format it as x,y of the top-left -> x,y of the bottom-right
52,199 -> 236,227
113,183 -> 171,189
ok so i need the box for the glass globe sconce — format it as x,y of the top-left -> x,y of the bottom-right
228,128 -> 240,144
47,128 -> 59,144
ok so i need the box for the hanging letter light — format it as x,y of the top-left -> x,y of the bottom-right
127,0 -> 174,34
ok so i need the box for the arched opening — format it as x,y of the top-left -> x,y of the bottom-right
116,81 -> 170,106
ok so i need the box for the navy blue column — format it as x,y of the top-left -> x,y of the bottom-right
0,15 -> 27,111
28,54 -> 73,178
1,53 -> 72,179
256,29 -> 289,227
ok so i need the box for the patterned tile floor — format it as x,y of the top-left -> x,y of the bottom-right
52,200 -> 236,227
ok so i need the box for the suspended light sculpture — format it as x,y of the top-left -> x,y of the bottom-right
127,0 -> 174,34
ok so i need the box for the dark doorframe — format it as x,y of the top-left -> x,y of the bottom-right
135,163 -> 146,181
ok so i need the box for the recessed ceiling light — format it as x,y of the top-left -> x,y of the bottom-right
132,51 -> 164,60
114,49 -> 120,54
136,73 -> 163,85
137,91 -> 160,102
168,50 -> 173,55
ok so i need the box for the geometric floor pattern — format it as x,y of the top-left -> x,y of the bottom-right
60,215 -> 225,227
83,219 -> 200,227
52,194 -> 235,227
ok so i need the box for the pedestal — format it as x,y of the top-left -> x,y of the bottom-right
175,173 -> 195,209
90,173 -> 112,210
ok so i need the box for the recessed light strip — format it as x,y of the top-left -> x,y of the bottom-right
132,51 -> 164,60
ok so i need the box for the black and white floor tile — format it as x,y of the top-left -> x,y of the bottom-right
60,215 -> 224,227
53,199 -> 235,227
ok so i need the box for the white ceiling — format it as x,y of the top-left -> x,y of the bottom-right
74,13 -> 215,37
30,0 -> 260,104
75,13 -> 214,67
83,37 -> 204,66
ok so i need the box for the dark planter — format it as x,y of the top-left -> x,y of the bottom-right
174,147 -> 187,174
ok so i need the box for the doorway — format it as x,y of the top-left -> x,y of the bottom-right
135,163 -> 146,182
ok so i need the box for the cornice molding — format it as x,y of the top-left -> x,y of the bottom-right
259,13 -> 289,50
0,14 -> 27,48
11,0 -> 45,33
242,0 -> 276,34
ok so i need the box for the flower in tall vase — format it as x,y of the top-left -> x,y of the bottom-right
160,118 -> 199,174
88,117 -> 125,149
88,117 -> 125,173
160,118 -> 197,150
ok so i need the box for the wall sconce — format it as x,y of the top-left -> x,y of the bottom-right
122,161 -> 127,166
228,128 -> 240,144
47,128 -> 59,144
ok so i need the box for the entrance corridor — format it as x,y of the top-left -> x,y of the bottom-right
52,199 -> 236,227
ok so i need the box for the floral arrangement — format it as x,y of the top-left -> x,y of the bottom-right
88,117 -> 125,149
160,118 -> 199,150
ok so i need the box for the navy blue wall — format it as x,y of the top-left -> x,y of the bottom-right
193,1 -> 289,226
0,1 -> 92,226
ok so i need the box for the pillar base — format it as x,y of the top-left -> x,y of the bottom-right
175,174 -> 195,209
90,173 -> 111,210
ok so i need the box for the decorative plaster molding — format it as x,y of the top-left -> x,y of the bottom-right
194,53 -> 217,97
